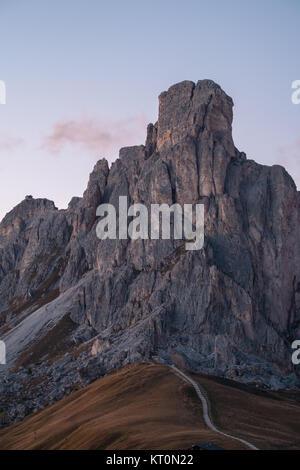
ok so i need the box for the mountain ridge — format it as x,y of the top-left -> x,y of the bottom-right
0,79 -> 300,427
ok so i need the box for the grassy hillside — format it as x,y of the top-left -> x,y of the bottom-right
191,371 -> 300,450
0,362 -> 299,450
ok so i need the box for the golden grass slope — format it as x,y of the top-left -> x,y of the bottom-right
0,362 -> 299,450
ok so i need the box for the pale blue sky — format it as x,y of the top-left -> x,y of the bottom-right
0,0 -> 299,219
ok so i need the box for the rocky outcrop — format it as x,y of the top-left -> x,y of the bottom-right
0,79 -> 300,426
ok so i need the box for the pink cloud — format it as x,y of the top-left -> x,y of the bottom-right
42,116 -> 148,156
0,136 -> 25,151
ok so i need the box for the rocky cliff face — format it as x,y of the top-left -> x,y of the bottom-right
0,80 -> 300,426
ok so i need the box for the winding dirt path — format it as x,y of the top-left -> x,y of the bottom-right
171,365 -> 258,450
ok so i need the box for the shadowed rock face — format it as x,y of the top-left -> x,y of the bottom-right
0,79 -> 300,426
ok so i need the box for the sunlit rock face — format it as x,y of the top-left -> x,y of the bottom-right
1,79 -> 300,426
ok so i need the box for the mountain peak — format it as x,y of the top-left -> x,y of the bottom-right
156,79 -> 234,156
0,81 -> 299,430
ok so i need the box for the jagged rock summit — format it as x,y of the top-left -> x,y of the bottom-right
0,80 -> 300,426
